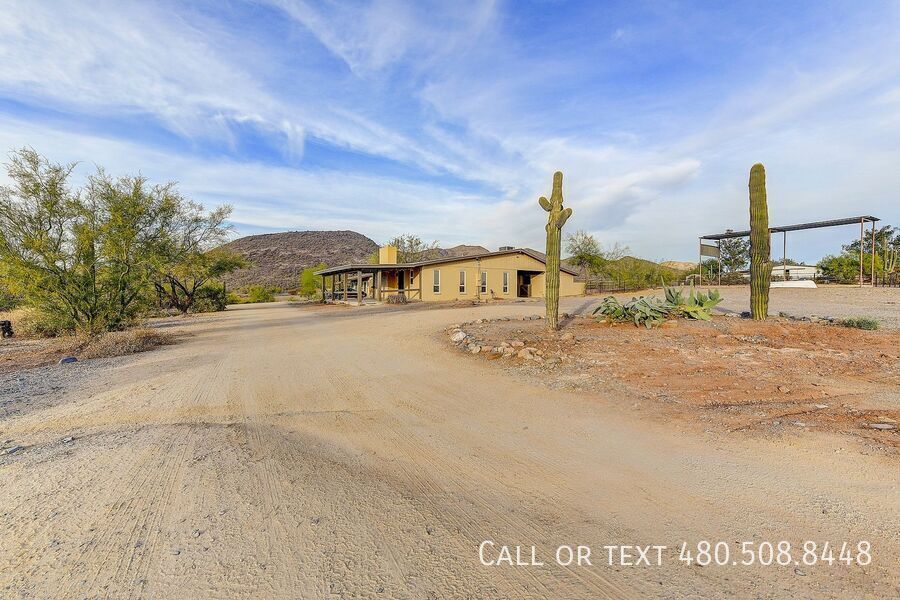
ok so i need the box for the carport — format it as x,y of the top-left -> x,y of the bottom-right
700,215 -> 880,286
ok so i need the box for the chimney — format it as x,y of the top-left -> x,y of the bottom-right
498,246 -> 514,251
378,245 -> 398,264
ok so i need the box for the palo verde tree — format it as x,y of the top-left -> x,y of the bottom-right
152,202 -> 244,314
539,171 -> 572,330
564,230 -> 602,277
748,163 -> 772,320
0,148 -> 190,332
386,234 -> 440,263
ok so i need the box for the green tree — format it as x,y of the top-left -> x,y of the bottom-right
149,193 -> 241,315
818,254 -> 860,283
387,234 -> 439,263
0,148 -> 240,330
245,284 -> 276,303
0,149 -> 186,331
299,263 -> 328,298
564,230 -> 602,276
719,234 -> 750,273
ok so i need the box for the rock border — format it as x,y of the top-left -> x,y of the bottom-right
445,313 -> 586,362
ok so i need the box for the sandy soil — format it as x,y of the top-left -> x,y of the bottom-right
688,285 -> 899,329
1,300 -> 898,598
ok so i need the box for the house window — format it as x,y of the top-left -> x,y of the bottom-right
480,271 -> 487,293
410,271 -> 415,285
459,270 -> 466,293
502,272 -> 510,293
433,269 -> 440,294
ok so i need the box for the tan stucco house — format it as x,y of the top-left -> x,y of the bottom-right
316,246 -> 584,304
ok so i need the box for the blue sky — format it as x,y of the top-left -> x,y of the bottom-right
1,0 -> 899,262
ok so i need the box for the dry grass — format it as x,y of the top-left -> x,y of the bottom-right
0,326 -> 175,373
77,328 -> 176,359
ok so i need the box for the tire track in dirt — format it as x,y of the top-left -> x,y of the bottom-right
57,356 -> 227,598
303,359 -> 632,599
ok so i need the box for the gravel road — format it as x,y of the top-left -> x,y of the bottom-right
1,300 -> 897,598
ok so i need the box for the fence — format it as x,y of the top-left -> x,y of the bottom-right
875,272 -> 900,287
584,275 -> 642,294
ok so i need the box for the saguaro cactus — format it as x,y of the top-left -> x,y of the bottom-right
539,171 -> 572,330
749,163 -> 772,320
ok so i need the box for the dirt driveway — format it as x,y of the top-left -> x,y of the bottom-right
1,301 -> 897,598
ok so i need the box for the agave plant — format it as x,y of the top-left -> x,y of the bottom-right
593,295 -> 672,328
663,282 -> 722,321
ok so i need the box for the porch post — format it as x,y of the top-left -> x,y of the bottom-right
357,270 -> 363,306
871,220 -> 876,286
783,232 -> 787,281
717,241 -> 722,286
698,239 -> 702,286
860,218 -> 864,287
321,275 -> 325,302
375,270 -> 382,302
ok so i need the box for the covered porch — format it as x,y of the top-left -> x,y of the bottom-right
315,264 -> 423,305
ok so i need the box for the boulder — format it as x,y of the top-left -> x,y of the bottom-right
450,331 -> 467,343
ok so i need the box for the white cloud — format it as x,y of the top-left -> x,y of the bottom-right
1,0 -> 899,264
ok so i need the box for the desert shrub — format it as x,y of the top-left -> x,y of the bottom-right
191,284 -> 227,313
0,287 -> 20,311
299,264 -> 328,298
386,293 -> 408,304
5,307 -> 75,337
245,285 -> 277,303
78,328 -> 175,359
226,291 -> 243,305
839,317 -> 879,330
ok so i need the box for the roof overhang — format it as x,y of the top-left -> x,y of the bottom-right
315,247 -> 579,276
701,216 -> 880,241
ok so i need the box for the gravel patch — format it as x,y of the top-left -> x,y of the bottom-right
0,357 -> 126,421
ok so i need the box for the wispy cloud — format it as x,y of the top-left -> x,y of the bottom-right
1,0 -> 899,261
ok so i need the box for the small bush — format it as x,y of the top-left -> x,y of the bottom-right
78,328 -> 175,359
245,285 -> 277,303
192,285 -> 228,313
839,317 -> 879,330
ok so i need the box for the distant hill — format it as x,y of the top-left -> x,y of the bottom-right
562,255 -> 691,283
435,244 -> 490,258
660,260 -> 696,271
219,230 -> 378,291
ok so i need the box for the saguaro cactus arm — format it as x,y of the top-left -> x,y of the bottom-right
541,171 -> 571,330
749,163 -> 772,320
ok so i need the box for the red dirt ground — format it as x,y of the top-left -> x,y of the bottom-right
458,315 -> 900,452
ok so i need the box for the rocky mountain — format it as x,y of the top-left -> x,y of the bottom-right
435,244 -> 490,258
219,230 -> 378,291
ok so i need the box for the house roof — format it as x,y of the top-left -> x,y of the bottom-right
314,247 -> 579,276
